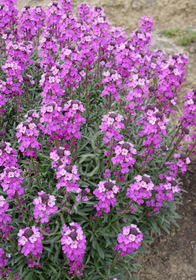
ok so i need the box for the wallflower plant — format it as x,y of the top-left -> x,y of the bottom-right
0,0 -> 195,279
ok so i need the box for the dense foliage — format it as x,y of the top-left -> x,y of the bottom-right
0,0 -> 195,279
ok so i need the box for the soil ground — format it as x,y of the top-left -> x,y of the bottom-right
16,1 -> 196,279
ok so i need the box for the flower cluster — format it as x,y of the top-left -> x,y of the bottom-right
56,164 -> 80,192
44,1 -> 63,37
93,180 -> 120,215
157,53 -> 188,115
39,65 -> 64,103
0,81 -> 7,109
137,104 -> 170,153
39,100 -> 86,142
76,187 -> 90,202
101,69 -> 123,102
115,225 -> 143,255
0,0 -> 18,34
60,45 -> 82,90
111,141 -> 137,173
174,152 -> 191,173
18,5 -> 46,41
33,191 -> 58,223
61,222 -> 86,276
1,41 -> 33,120
162,176 -> 181,194
1,57 -> 23,99
16,110 -> 41,157
0,247 -> 13,278
17,226 -> 43,258
139,104 -> 169,135
5,41 -> 34,72
50,145 -> 81,193
100,112 -> 125,144
0,167 -> 24,199
39,101 -> 64,140
0,142 -> 17,167
126,174 -> 154,204
0,196 -> 12,237
62,100 -> 86,140
50,146 -> 71,168
0,248 -> 9,267
182,89 -> 196,126
178,89 -> 196,145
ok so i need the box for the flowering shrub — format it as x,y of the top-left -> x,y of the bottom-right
0,0 -> 195,279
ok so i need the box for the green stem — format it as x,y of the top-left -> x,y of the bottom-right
7,232 -> 18,250
37,28 -> 40,48
26,87 -> 30,111
31,157 -> 41,191
108,92 -> 112,111
116,168 -> 121,184
122,113 -> 131,136
165,134 -> 183,163
54,137 -> 58,147
85,66 -> 89,120
42,223 -> 46,234
70,273 -> 76,280
69,85 -> 72,99
119,95 -> 122,113
168,119 -> 184,150
106,199 -> 135,229
110,251 -> 122,271
138,152 -> 149,175
106,140 -> 114,170
96,43 -> 101,84
156,134 -> 185,185
14,96 -> 21,123
187,139 -> 196,157
61,193 -> 68,217
78,82 -> 81,101
15,193 -> 30,223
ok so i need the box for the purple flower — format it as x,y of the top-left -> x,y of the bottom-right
50,146 -> 71,168
0,166 -> 24,199
56,163 -> 80,191
0,248 -> 9,267
62,100 -> 86,140
174,152 -> 191,173
16,110 -> 41,157
0,141 -> 18,167
111,141 -> 137,173
0,196 -> 12,236
115,224 -> 143,255
100,112 -> 125,144
18,5 -> 46,41
18,226 -> 43,258
61,222 -> 86,276
93,180 -> 120,215
126,174 -> 154,204
76,188 -> 90,201
33,191 -> 58,223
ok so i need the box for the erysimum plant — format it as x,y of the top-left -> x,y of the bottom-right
0,0 -> 195,279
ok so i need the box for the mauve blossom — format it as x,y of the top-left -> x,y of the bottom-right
61,222 -> 86,276
115,224 -> 143,255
